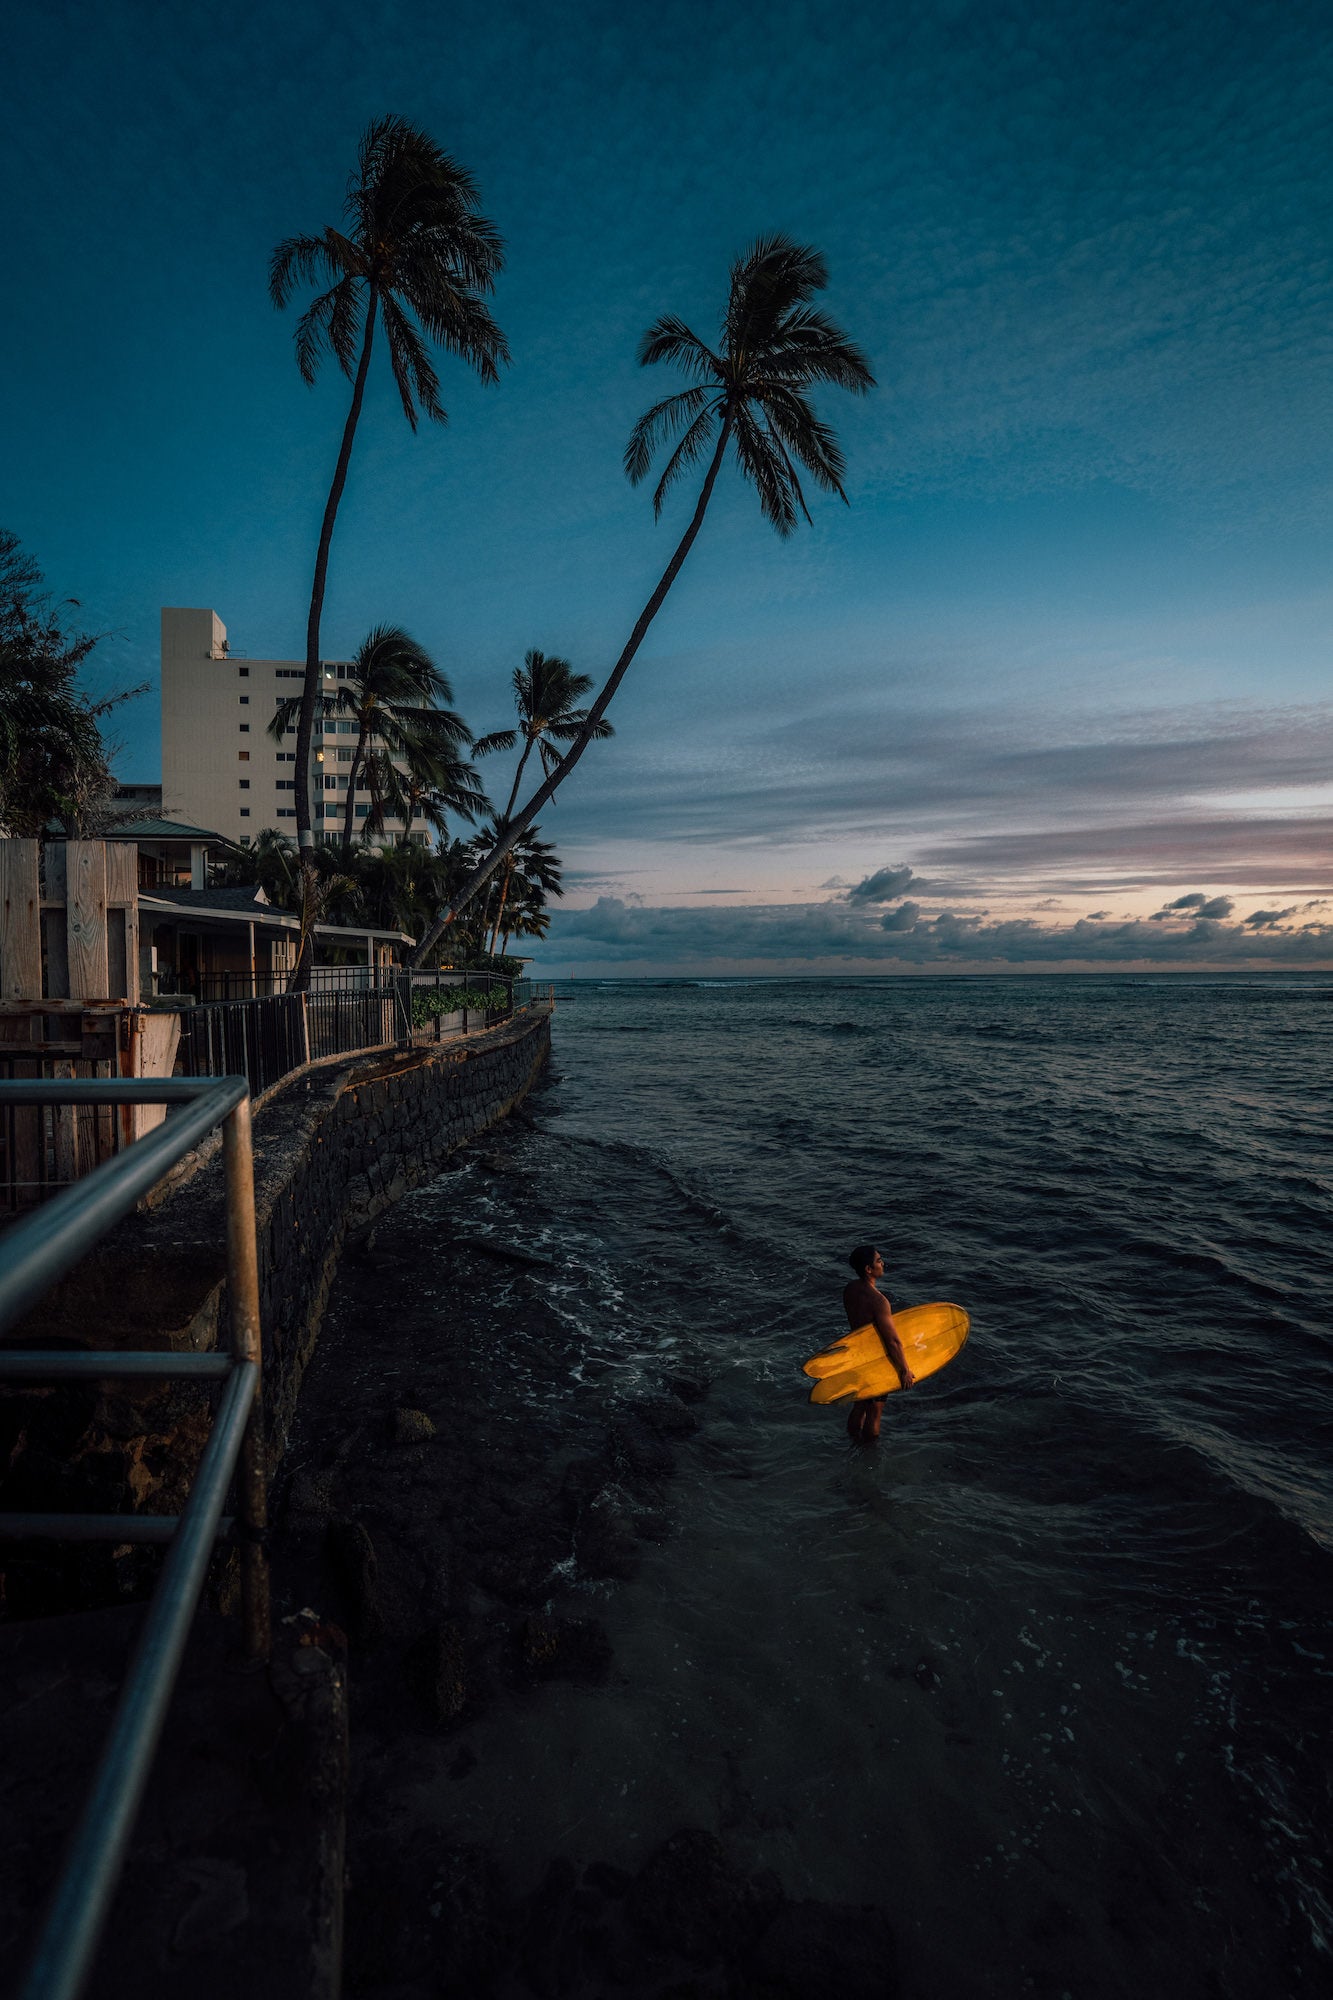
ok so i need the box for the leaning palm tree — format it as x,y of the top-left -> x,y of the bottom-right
267,623 -> 472,859
410,234 -> 872,966
474,649 -> 614,821
270,115 -> 508,984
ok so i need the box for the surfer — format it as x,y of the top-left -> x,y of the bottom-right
843,1245 -> 915,1443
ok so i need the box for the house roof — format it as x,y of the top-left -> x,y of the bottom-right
106,818 -> 226,843
140,890 -> 412,945
148,884 -> 273,911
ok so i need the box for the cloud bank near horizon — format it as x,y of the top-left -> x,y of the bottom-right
539,893 -> 1333,970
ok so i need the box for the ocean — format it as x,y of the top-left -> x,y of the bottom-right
303,973 -> 1333,1997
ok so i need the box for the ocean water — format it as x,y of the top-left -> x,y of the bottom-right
352,975 -> 1333,1996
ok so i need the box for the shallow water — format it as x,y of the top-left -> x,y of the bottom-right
325,975 -> 1333,1995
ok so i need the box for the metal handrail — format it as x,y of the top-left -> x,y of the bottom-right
0,1075 -> 269,2000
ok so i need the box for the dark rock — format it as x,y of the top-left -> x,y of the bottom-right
576,1487 -> 640,1581
733,1898 -> 898,1999
348,1837 -> 508,1993
413,1621 -> 469,1724
627,1829 -> 781,1965
627,1393 -> 701,1440
608,1421 -> 675,1481
584,1861 -> 633,1899
517,1613 -> 613,1683
390,1407 -> 437,1446
325,1518 -> 382,1643
518,1856 -> 584,1998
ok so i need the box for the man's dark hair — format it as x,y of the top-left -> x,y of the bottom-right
848,1244 -> 879,1277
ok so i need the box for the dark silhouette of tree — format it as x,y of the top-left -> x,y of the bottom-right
267,623 -> 478,857
0,530 -> 145,836
474,649 -> 613,821
410,235 -> 872,966
270,115 -> 507,985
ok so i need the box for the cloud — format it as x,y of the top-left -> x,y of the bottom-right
847,865 -> 915,904
1152,892 -> 1235,920
543,895 -> 1333,970
548,693 -> 1333,897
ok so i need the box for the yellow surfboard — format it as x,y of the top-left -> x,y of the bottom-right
803,1303 -> 970,1404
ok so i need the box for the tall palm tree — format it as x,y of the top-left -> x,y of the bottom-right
267,623 -> 473,858
410,234 -> 872,966
270,115 -> 508,984
474,649 -> 614,821
465,818 -> 563,958
376,738 -> 491,848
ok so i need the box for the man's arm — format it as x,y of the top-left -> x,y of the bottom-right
871,1297 -> 915,1390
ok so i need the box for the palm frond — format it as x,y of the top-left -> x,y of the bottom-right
473,728 -> 518,756
650,401 -> 722,518
637,316 -> 720,380
623,386 -> 711,486
731,405 -> 802,535
761,387 -> 849,498
269,231 -> 342,308
379,292 -> 442,430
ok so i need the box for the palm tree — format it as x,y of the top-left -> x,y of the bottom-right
465,818 -> 563,958
410,234 -> 873,966
269,115 -> 508,984
267,623 -> 474,858
474,649 -> 614,821
376,737 -> 491,848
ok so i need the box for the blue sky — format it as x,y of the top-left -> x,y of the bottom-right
4,0 -> 1331,971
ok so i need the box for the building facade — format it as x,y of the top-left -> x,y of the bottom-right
160,607 -> 428,846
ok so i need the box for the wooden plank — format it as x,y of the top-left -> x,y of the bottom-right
65,841 -> 109,1000
42,841 -> 69,997
0,841 -> 42,1002
105,841 -> 140,1005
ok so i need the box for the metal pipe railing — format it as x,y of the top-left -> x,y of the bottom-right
0,1074 -> 269,2000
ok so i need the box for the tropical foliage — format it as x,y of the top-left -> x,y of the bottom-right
474,649 -> 613,821
410,233 -> 873,965
270,114 -> 508,983
0,531 -> 144,837
267,623 -> 486,856
216,830 -> 560,966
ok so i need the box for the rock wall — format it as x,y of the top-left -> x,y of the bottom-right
0,1008 -> 551,1614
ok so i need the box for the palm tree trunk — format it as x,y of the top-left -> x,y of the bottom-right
341,721 -> 371,859
290,284 -> 378,990
502,736 -> 535,821
410,411 -> 734,967
487,854 -> 515,956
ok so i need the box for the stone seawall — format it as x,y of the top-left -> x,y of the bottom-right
0,1007 -> 551,1613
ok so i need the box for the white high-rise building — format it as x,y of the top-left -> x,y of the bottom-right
160,607 -> 426,845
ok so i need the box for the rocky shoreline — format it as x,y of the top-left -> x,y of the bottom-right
272,1102 -> 900,1999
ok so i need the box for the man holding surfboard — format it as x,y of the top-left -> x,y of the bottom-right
841,1245 -> 914,1443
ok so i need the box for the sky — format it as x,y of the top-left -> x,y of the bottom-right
3,0 -> 1332,974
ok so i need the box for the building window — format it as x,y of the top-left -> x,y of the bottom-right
356,805 -> 370,818
277,808 -> 296,819
239,724 -> 250,733
238,667 -> 249,678
238,751 -> 250,761
276,779 -> 295,791
239,779 -> 250,790
240,808 -> 251,818
337,749 -> 353,764
239,695 -> 249,705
